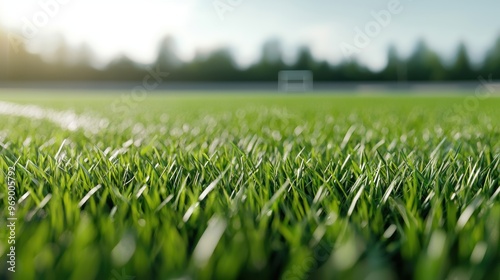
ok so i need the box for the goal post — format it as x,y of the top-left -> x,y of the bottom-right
278,70 -> 313,92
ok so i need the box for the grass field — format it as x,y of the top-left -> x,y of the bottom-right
1,92 -> 499,280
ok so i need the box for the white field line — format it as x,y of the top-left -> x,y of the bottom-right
0,101 -> 109,134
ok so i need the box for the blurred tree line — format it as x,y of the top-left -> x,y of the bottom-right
0,29 -> 499,82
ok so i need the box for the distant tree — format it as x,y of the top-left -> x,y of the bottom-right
49,34 -> 73,65
261,39 -> 283,64
293,46 -> 315,70
0,28 -> 8,80
380,45 -> 406,81
313,61 -> 334,81
483,36 -> 500,78
181,48 -> 239,81
1,31 -> 500,82
406,40 -> 446,81
449,42 -> 475,80
103,55 -> 143,81
290,46 -> 339,81
244,39 -> 287,81
7,42 -> 47,81
334,59 -> 372,81
155,36 -> 181,71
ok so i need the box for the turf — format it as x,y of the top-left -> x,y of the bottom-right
1,93 -> 499,280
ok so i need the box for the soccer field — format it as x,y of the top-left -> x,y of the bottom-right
1,92 -> 500,280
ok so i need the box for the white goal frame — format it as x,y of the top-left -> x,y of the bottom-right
278,70 -> 313,92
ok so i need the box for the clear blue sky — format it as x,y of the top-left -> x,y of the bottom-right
1,0 -> 499,70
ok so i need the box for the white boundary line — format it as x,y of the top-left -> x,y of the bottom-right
0,101 -> 109,134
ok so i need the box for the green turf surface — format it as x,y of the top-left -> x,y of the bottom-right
1,93 -> 499,280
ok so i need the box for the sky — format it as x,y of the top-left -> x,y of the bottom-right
1,0 -> 499,70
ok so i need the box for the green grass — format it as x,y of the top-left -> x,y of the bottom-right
1,92 -> 499,280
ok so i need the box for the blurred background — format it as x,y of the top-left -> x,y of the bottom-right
0,0 -> 499,89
